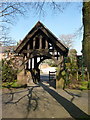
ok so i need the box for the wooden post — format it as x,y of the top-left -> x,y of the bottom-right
32,58 -> 34,68
27,44 -> 30,57
52,48 -> 55,56
49,71 -> 50,82
23,56 -> 25,71
45,40 -> 48,49
58,53 -> 61,61
25,56 -> 27,69
34,57 -> 37,69
30,58 -> 32,69
57,51 -> 58,60
33,38 -> 36,49
39,35 -> 42,49
23,55 -> 26,75
27,44 -> 30,69
28,59 -> 30,69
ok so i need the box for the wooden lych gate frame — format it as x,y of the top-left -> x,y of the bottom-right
15,21 -> 68,84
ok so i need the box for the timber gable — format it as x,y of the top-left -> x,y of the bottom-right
15,21 -> 68,55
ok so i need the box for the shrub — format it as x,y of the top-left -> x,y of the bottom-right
2,81 -> 21,88
1,59 -> 18,83
87,81 -> 90,90
79,81 -> 90,90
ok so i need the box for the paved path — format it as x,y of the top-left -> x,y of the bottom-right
2,81 -> 89,119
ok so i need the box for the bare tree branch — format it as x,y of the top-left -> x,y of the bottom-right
0,2 -> 69,46
59,34 -> 75,49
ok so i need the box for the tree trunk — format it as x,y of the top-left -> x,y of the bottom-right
82,2 -> 90,75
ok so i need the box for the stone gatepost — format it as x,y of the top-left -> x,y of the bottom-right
56,55 -> 65,89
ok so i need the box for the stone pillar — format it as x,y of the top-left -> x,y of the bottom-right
56,55 -> 65,89
17,55 -> 28,85
60,55 -> 64,70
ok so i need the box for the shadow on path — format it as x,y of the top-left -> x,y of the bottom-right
64,89 -> 82,102
39,82 -> 90,120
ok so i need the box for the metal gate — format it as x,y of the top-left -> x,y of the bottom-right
49,71 -> 56,89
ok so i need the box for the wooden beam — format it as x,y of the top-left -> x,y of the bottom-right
22,49 -> 49,54
14,54 -> 24,57
21,53 -> 62,67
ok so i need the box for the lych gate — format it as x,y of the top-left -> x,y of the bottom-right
15,21 -> 68,87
